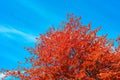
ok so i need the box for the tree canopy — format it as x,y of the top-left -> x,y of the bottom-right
2,14 -> 120,80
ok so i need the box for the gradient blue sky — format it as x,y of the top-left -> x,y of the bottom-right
0,0 -> 120,70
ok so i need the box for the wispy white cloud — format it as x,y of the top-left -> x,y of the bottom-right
0,26 -> 37,42
0,71 -> 25,79
0,73 -> 5,79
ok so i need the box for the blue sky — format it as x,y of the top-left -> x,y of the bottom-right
0,0 -> 120,74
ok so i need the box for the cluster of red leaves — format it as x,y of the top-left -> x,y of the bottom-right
2,14 -> 120,80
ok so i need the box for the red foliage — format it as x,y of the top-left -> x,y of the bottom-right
2,14 -> 120,80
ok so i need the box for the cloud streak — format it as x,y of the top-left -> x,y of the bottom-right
0,26 -> 37,42
0,71 -> 25,79
0,73 -> 5,79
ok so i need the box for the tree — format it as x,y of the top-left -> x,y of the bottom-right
2,14 -> 120,80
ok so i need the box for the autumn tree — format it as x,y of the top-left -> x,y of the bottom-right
2,14 -> 120,80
